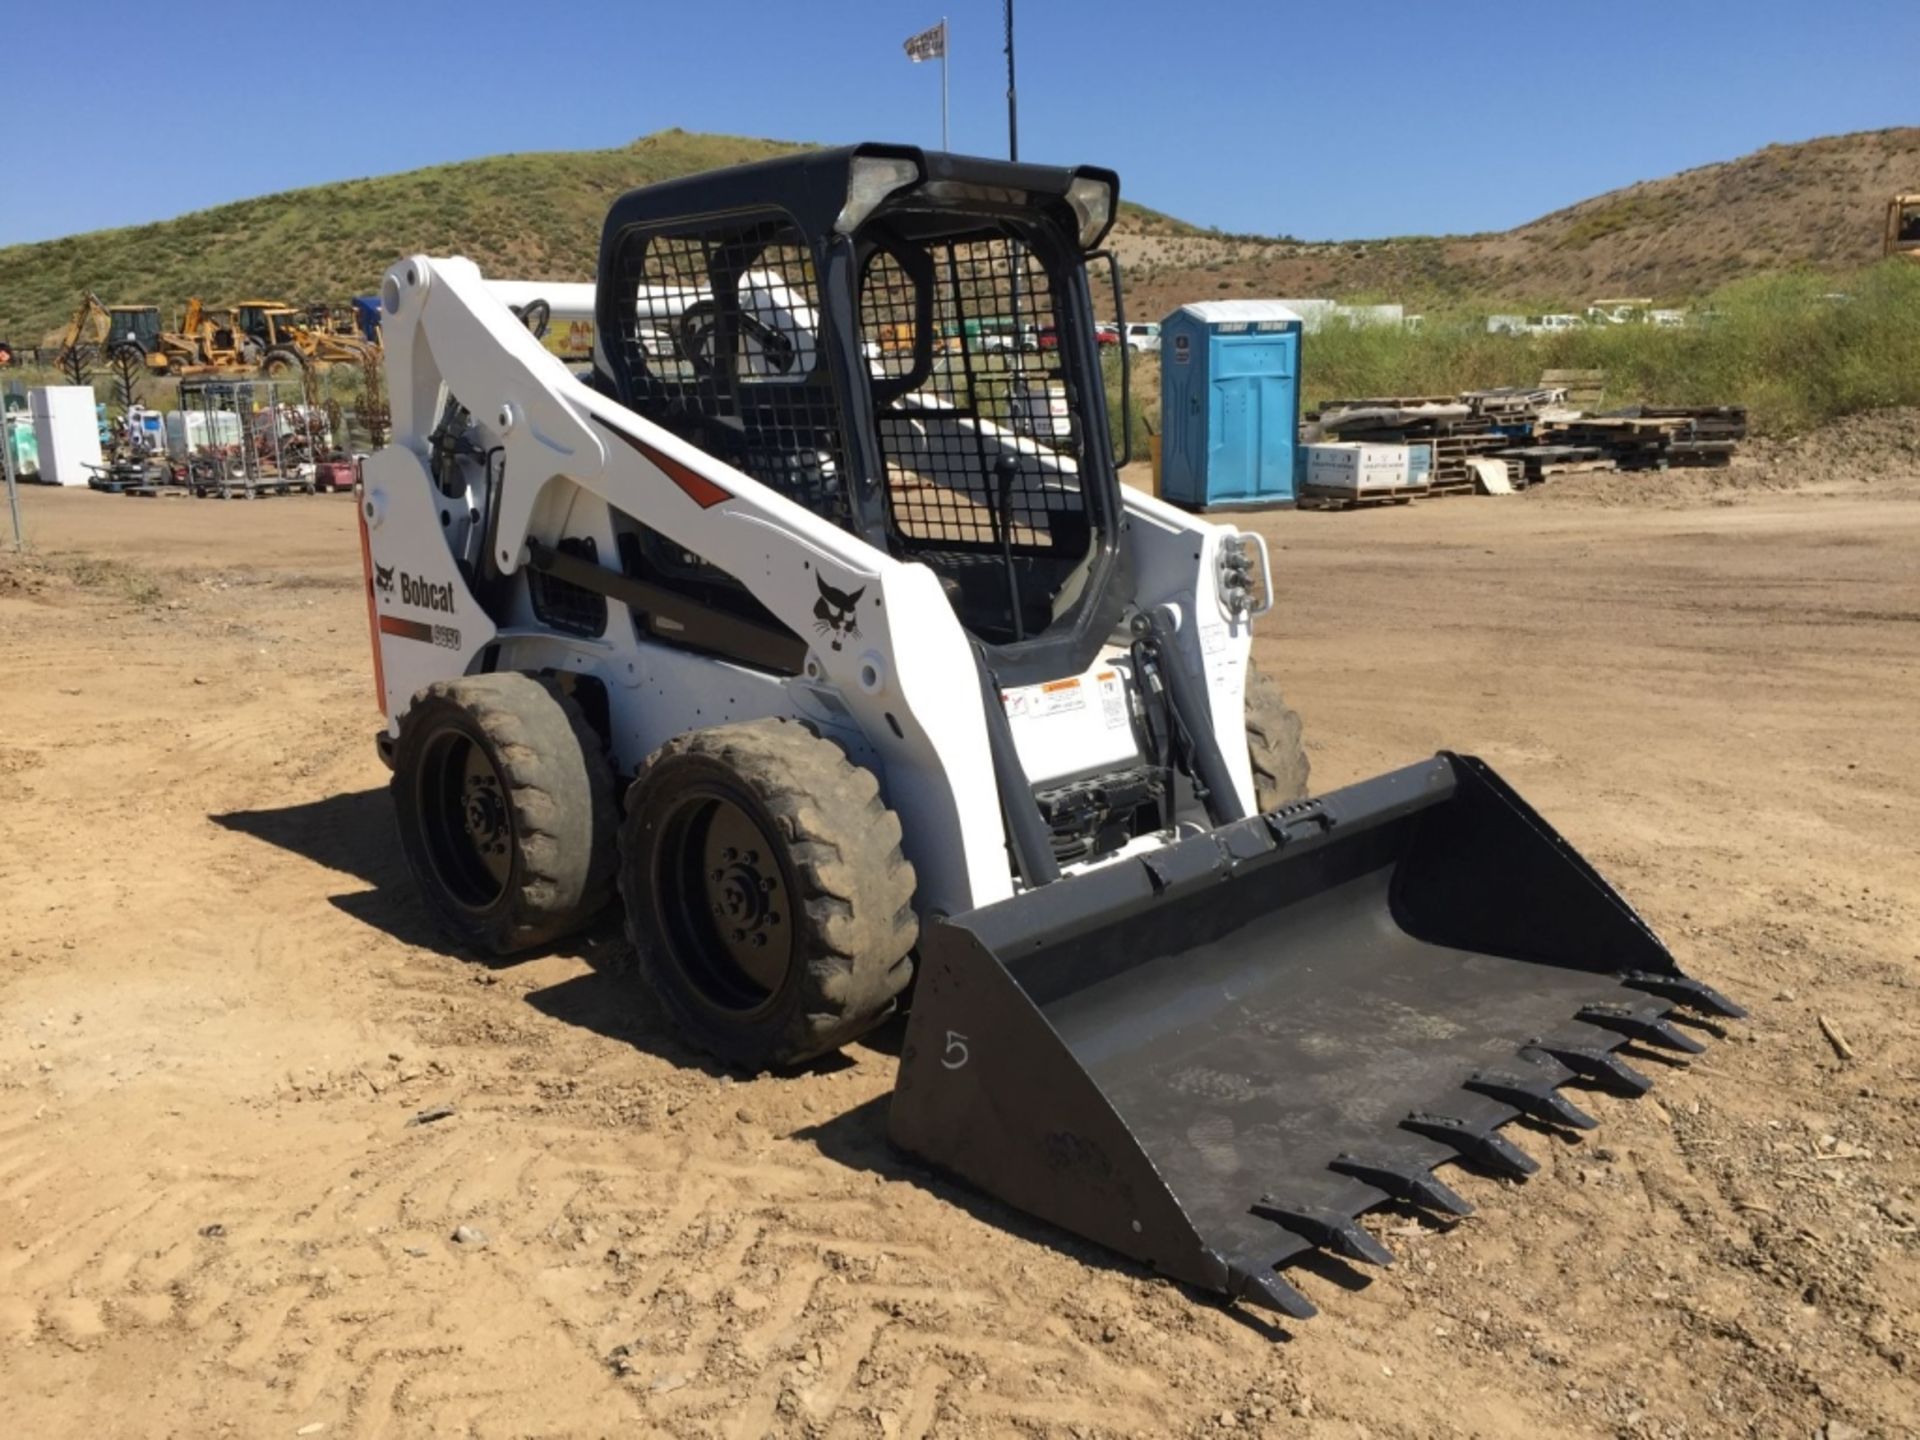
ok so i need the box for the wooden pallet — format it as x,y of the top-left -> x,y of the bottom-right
1298,488 -> 1425,511
1668,440 -> 1736,466
1297,481 -> 1436,510
1534,458 -> 1619,479
1317,394 -> 1458,411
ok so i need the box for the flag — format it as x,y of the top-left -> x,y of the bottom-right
903,20 -> 946,63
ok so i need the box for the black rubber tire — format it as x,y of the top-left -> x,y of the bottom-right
1245,661 -> 1310,811
391,672 -> 617,956
619,718 -> 917,1071
261,348 -> 305,377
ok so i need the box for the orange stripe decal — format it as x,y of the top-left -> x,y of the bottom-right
356,497 -> 388,715
379,615 -> 436,643
596,417 -> 731,509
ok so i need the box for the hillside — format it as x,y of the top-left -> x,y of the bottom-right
0,130 -> 1193,344
0,131 -> 812,344
4,126 -> 1917,341
1118,126 -> 1920,316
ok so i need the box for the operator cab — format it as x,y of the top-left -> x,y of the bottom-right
107,307 -> 162,355
595,146 -> 1129,683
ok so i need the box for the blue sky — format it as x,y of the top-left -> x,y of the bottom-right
5,0 -> 1914,248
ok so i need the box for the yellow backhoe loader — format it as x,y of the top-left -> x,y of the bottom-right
55,292 -> 165,366
1886,194 -> 1920,261
233,300 -> 382,376
148,299 -> 257,377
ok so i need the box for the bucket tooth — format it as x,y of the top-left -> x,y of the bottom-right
1621,971 -> 1747,1020
1329,1154 -> 1475,1217
1228,1261 -> 1319,1320
1524,1041 -> 1653,1096
1576,1002 -> 1707,1055
1402,1112 -> 1538,1180
886,752 -> 1737,1324
1465,1070 -> 1599,1131
1251,1201 -> 1394,1266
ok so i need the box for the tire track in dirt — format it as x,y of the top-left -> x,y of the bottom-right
11,487 -> 1920,1437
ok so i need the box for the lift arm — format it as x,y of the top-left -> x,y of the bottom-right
367,254 -> 1015,913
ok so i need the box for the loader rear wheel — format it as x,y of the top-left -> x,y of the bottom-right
1245,661 -> 1310,810
620,719 -> 917,1071
261,348 -> 304,378
391,673 -> 617,957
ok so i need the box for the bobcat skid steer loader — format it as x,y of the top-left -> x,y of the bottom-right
358,145 -> 1741,1320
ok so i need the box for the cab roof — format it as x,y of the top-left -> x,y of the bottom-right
598,143 -> 1119,254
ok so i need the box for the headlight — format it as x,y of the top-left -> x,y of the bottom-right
1216,532 -> 1271,619
835,156 -> 921,236
1066,175 -> 1114,249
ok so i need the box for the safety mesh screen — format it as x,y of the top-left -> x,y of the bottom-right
860,238 -> 1084,551
527,536 -> 608,639
608,218 -> 852,529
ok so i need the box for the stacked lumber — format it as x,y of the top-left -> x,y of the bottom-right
1535,415 -> 1680,471
1299,390 -> 1746,509
1600,405 -> 1747,466
1313,402 -> 1507,495
1492,444 -> 1616,484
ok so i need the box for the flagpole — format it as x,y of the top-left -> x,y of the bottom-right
940,17 -> 949,151
1004,0 -> 1018,162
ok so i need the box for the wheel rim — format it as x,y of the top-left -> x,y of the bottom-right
416,729 -> 513,912
655,788 -> 794,1015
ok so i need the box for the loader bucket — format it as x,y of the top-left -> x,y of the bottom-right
888,754 -> 1742,1320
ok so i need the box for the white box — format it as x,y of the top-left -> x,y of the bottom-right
29,386 -> 103,487
1303,442 -> 1410,496
164,409 -> 245,458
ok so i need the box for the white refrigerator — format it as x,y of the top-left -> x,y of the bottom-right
30,386 -> 103,487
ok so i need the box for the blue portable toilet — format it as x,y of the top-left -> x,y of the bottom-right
1159,300 -> 1303,509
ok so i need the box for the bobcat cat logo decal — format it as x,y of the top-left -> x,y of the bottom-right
374,562 -> 395,597
813,574 -> 865,652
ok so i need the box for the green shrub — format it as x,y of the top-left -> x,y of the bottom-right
1299,261 -> 1920,434
1100,348 -> 1158,459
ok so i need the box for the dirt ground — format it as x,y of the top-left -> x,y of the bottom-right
2,429 -> 1917,1439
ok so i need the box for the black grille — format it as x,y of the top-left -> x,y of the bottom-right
607,216 -> 853,529
859,237 -> 1086,552
527,536 -> 608,638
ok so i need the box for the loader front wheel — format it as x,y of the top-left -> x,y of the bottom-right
1245,661 -> 1310,810
391,673 -> 617,957
620,719 -> 917,1071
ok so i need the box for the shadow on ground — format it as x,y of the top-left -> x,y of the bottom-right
210,787 -> 850,1086
212,788 -> 1293,1337
795,1091 -> 1297,1341
215,787 -> 476,955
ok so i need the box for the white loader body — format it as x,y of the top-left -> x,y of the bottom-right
352,146 -> 1738,1327
361,253 -> 1266,917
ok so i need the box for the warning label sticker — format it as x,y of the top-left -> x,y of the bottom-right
1096,670 -> 1127,729
1003,676 -> 1097,721
1033,677 -> 1086,717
